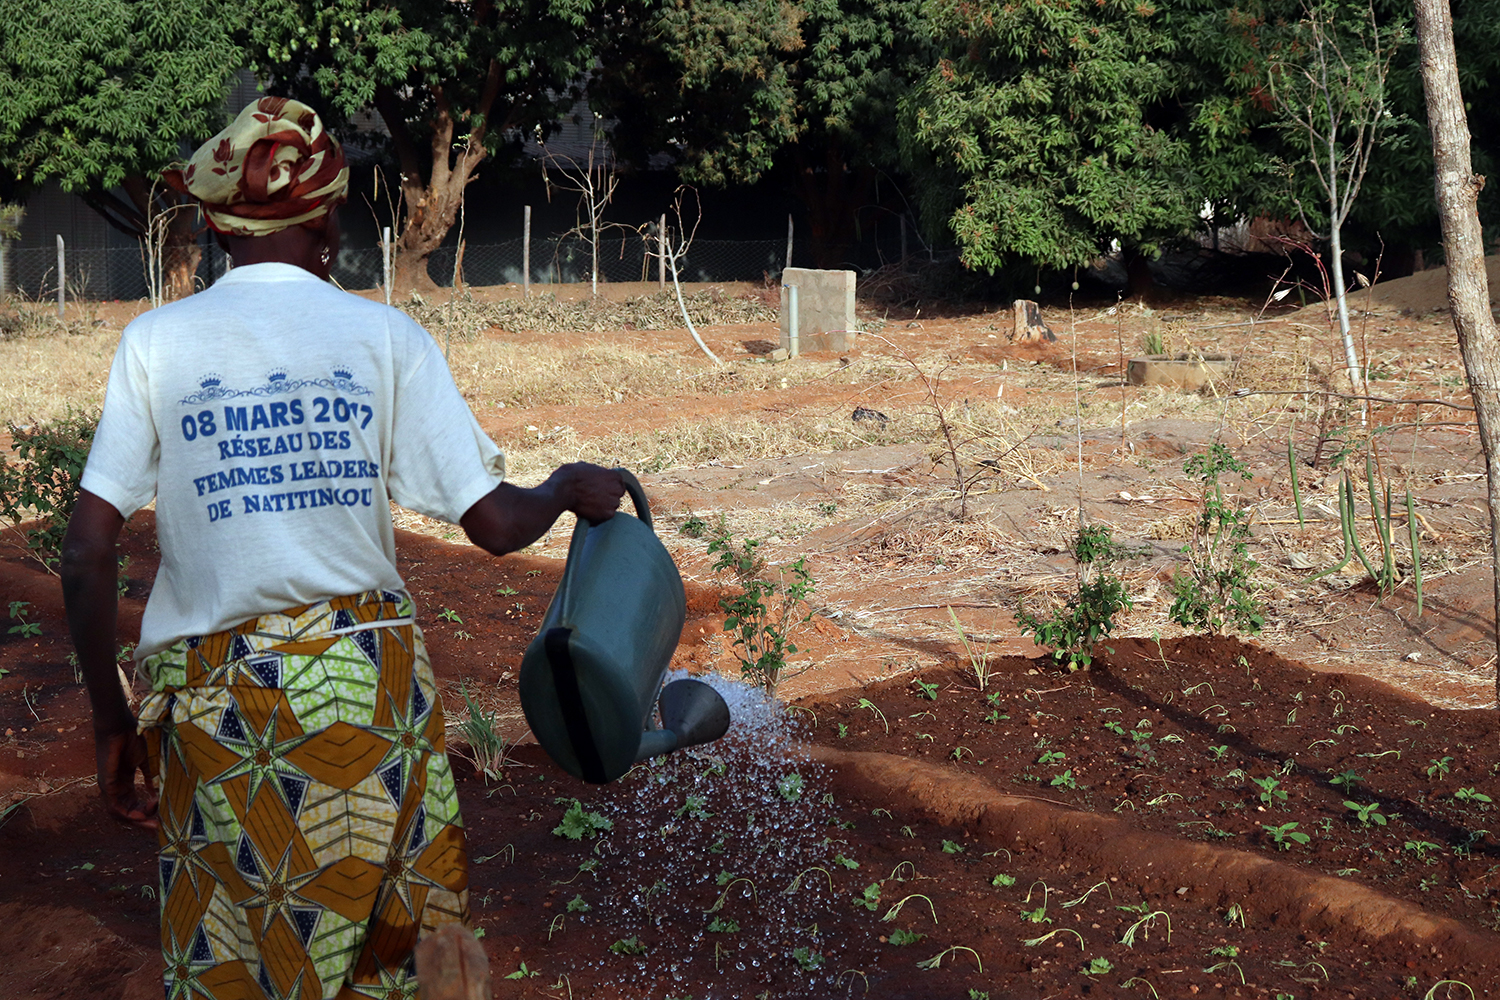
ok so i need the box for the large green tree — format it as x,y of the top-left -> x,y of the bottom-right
899,0 -> 1207,282
0,0 -> 241,297
244,0 -> 602,290
593,0 -> 930,266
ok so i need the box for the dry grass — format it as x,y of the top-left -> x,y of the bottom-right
403,287 -> 777,341
443,338 -> 836,409
500,410 -> 922,482
0,324 -> 118,426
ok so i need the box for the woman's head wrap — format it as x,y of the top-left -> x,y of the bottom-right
164,98 -> 348,237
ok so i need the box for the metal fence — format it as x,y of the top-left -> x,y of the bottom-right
1,232 -> 919,302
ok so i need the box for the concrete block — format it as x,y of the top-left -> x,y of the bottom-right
1126,354 -> 1237,391
780,267 -> 857,353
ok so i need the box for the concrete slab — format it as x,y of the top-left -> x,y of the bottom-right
780,267 -> 857,353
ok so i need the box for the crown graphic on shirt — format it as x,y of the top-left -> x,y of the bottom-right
332,368 -> 353,380
267,370 -> 288,382
199,374 -> 223,388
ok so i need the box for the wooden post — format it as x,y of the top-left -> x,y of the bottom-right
658,212 -> 667,291
382,227 -> 392,306
785,214 -> 793,271
56,235 -> 65,318
523,205 -> 531,300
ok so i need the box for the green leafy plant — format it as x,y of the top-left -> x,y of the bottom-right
911,678 -> 938,701
1427,756 -> 1454,779
1016,524 -> 1134,670
777,773 -> 805,802
707,916 -> 739,933
553,799 -> 614,840
1344,800 -> 1388,826
609,937 -> 647,956
504,961 -> 540,979
856,883 -> 882,911
1082,957 -> 1115,976
791,946 -> 825,970
991,874 -> 1016,887
1262,822 -> 1311,850
1329,769 -> 1363,791
1169,444 -> 1264,635
1252,775 -> 1287,806
941,840 -> 965,854
565,894 -> 590,913
888,927 -> 926,946
1049,769 -> 1078,789
438,607 -> 462,623
456,683 -> 517,781
7,601 -> 40,638
710,529 -> 816,692
0,410 -> 97,571
1454,788 -> 1493,804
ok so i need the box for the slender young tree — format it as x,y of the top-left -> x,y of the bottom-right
1412,0 -> 1500,700
1266,0 -> 1406,393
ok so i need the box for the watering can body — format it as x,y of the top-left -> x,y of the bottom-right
519,470 -> 729,783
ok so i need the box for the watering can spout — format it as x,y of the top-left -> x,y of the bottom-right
634,678 -> 731,763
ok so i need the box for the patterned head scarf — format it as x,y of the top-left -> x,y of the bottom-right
164,97 -> 349,237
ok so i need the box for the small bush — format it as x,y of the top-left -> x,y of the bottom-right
0,409 -> 97,570
1016,524 -> 1134,670
1169,444 -> 1264,635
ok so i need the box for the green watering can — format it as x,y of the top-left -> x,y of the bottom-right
519,469 -> 731,783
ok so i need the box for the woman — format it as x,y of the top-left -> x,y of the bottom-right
60,97 -> 623,1000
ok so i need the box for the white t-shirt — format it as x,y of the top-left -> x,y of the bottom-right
81,262 -> 505,659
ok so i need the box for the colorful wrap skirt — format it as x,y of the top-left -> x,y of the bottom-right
137,590 -> 469,1000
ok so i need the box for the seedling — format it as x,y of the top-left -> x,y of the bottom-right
915,945 -> 982,972
1104,721 -> 1128,736
504,961 -> 541,979
777,773 -> 805,802
1427,756 -> 1454,779
1329,769 -> 1362,791
855,883 -> 882,911
941,840 -> 965,854
991,874 -> 1016,888
791,947 -> 825,971
552,800 -> 613,840
1123,977 -> 1162,999
1061,881 -> 1113,908
836,723 -> 848,738
887,928 -> 925,946
948,606 -> 994,690
676,795 -> 712,820
1225,903 -> 1246,927
1038,750 -> 1066,765
881,894 -> 938,925
950,745 -> 973,762
1404,840 -> 1441,860
1021,928 -> 1085,949
707,917 -> 739,933
1049,770 -> 1078,789
1344,800 -> 1388,827
1120,910 -> 1171,947
1204,957 -> 1247,984
833,854 -> 859,869
609,937 -> 647,956
437,606 -> 462,623
1082,957 -> 1114,976
6,601 -> 40,638
1262,822 -> 1311,850
784,867 -> 834,895
565,894 -> 590,913
912,678 -> 938,701
1454,788 -> 1493,804
857,698 -> 889,733
1252,775 -> 1287,806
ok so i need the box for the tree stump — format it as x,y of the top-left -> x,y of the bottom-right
414,923 -> 492,1000
1011,299 -> 1055,342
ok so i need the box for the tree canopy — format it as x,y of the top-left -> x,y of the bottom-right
0,0 -> 241,293
243,0 -> 604,287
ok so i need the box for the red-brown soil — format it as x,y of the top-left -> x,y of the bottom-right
2,516 -> 1498,999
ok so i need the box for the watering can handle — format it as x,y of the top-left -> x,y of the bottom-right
613,467 -> 652,530
556,468 -> 653,618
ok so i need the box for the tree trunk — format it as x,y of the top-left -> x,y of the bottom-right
375,67 -> 506,295
792,141 -> 876,269
1413,0 -> 1500,703
163,206 -> 201,300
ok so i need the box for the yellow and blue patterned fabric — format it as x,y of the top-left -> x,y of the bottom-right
138,590 -> 468,1000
